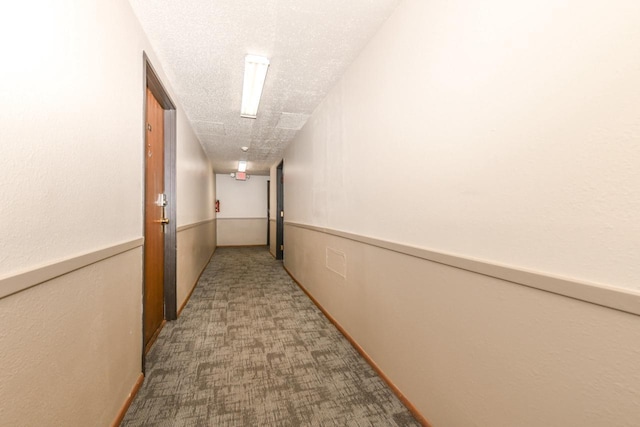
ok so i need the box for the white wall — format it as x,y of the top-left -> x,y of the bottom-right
177,127 -> 215,226
281,0 -> 640,424
216,174 -> 269,219
0,0 -> 148,276
284,0 -> 640,291
216,174 -> 269,246
0,0 -> 215,424
0,0 -> 214,277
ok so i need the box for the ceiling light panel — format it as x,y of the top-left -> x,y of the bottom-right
241,55 -> 270,118
128,0 -> 401,174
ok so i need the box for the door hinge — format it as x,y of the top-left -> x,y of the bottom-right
147,123 -> 152,131
280,245 -> 284,251
280,211 -> 284,218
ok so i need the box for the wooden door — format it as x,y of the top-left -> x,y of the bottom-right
144,88 -> 165,353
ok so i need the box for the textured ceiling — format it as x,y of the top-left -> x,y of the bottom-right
128,0 -> 400,174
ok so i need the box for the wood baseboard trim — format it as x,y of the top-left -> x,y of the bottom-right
284,266 -> 432,427
177,247 -> 216,318
111,373 -> 144,427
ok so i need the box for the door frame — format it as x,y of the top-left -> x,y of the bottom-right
142,53 -> 177,367
276,161 -> 284,260
267,180 -> 270,247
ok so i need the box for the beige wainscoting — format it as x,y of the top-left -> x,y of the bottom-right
0,246 -> 143,426
217,217 -> 268,247
177,219 -> 216,312
284,222 -> 640,427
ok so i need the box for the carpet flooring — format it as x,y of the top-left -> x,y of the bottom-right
121,246 -> 421,426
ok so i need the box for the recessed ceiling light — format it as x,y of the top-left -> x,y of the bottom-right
241,55 -> 270,119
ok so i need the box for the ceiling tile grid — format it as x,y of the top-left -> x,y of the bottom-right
128,0 -> 401,174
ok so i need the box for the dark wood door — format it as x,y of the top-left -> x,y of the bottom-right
276,161 -> 284,260
144,87 -> 165,353
267,180 -> 270,246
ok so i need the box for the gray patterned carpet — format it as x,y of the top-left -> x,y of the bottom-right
122,246 -> 420,426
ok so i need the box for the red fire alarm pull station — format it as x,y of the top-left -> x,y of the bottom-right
215,200 -> 220,212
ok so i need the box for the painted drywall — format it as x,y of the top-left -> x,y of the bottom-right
177,124 -> 216,226
1,0 -> 141,277
216,174 -> 268,246
0,0 -> 214,277
216,174 -> 269,219
0,249 -> 142,426
177,220 -> 216,309
0,0 -> 215,423
217,219 -> 268,246
284,225 -> 640,426
283,0 -> 640,291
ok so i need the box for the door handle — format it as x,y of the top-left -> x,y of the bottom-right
155,218 -> 170,224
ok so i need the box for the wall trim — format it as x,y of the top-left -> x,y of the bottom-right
177,247 -> 216,318
177,218 -> 216,232
110,373 -> 144,427
216,217 -> 268,221
285,221 -> 640,317
284,266 -> 432,427
217,245 -> 269,249
0,238 -> 144,300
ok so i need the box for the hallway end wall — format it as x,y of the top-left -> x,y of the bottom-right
216,174 -> 269,246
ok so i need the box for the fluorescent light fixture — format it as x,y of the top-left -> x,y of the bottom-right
238,161 -> 247,172
241,55 -> 270,118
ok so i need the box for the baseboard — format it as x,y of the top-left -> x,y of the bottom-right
111,373 -> 144,427
284,266 -> 432,427
177,247 -> 216,318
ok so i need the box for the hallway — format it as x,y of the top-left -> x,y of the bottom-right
122,247 -> 420,426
